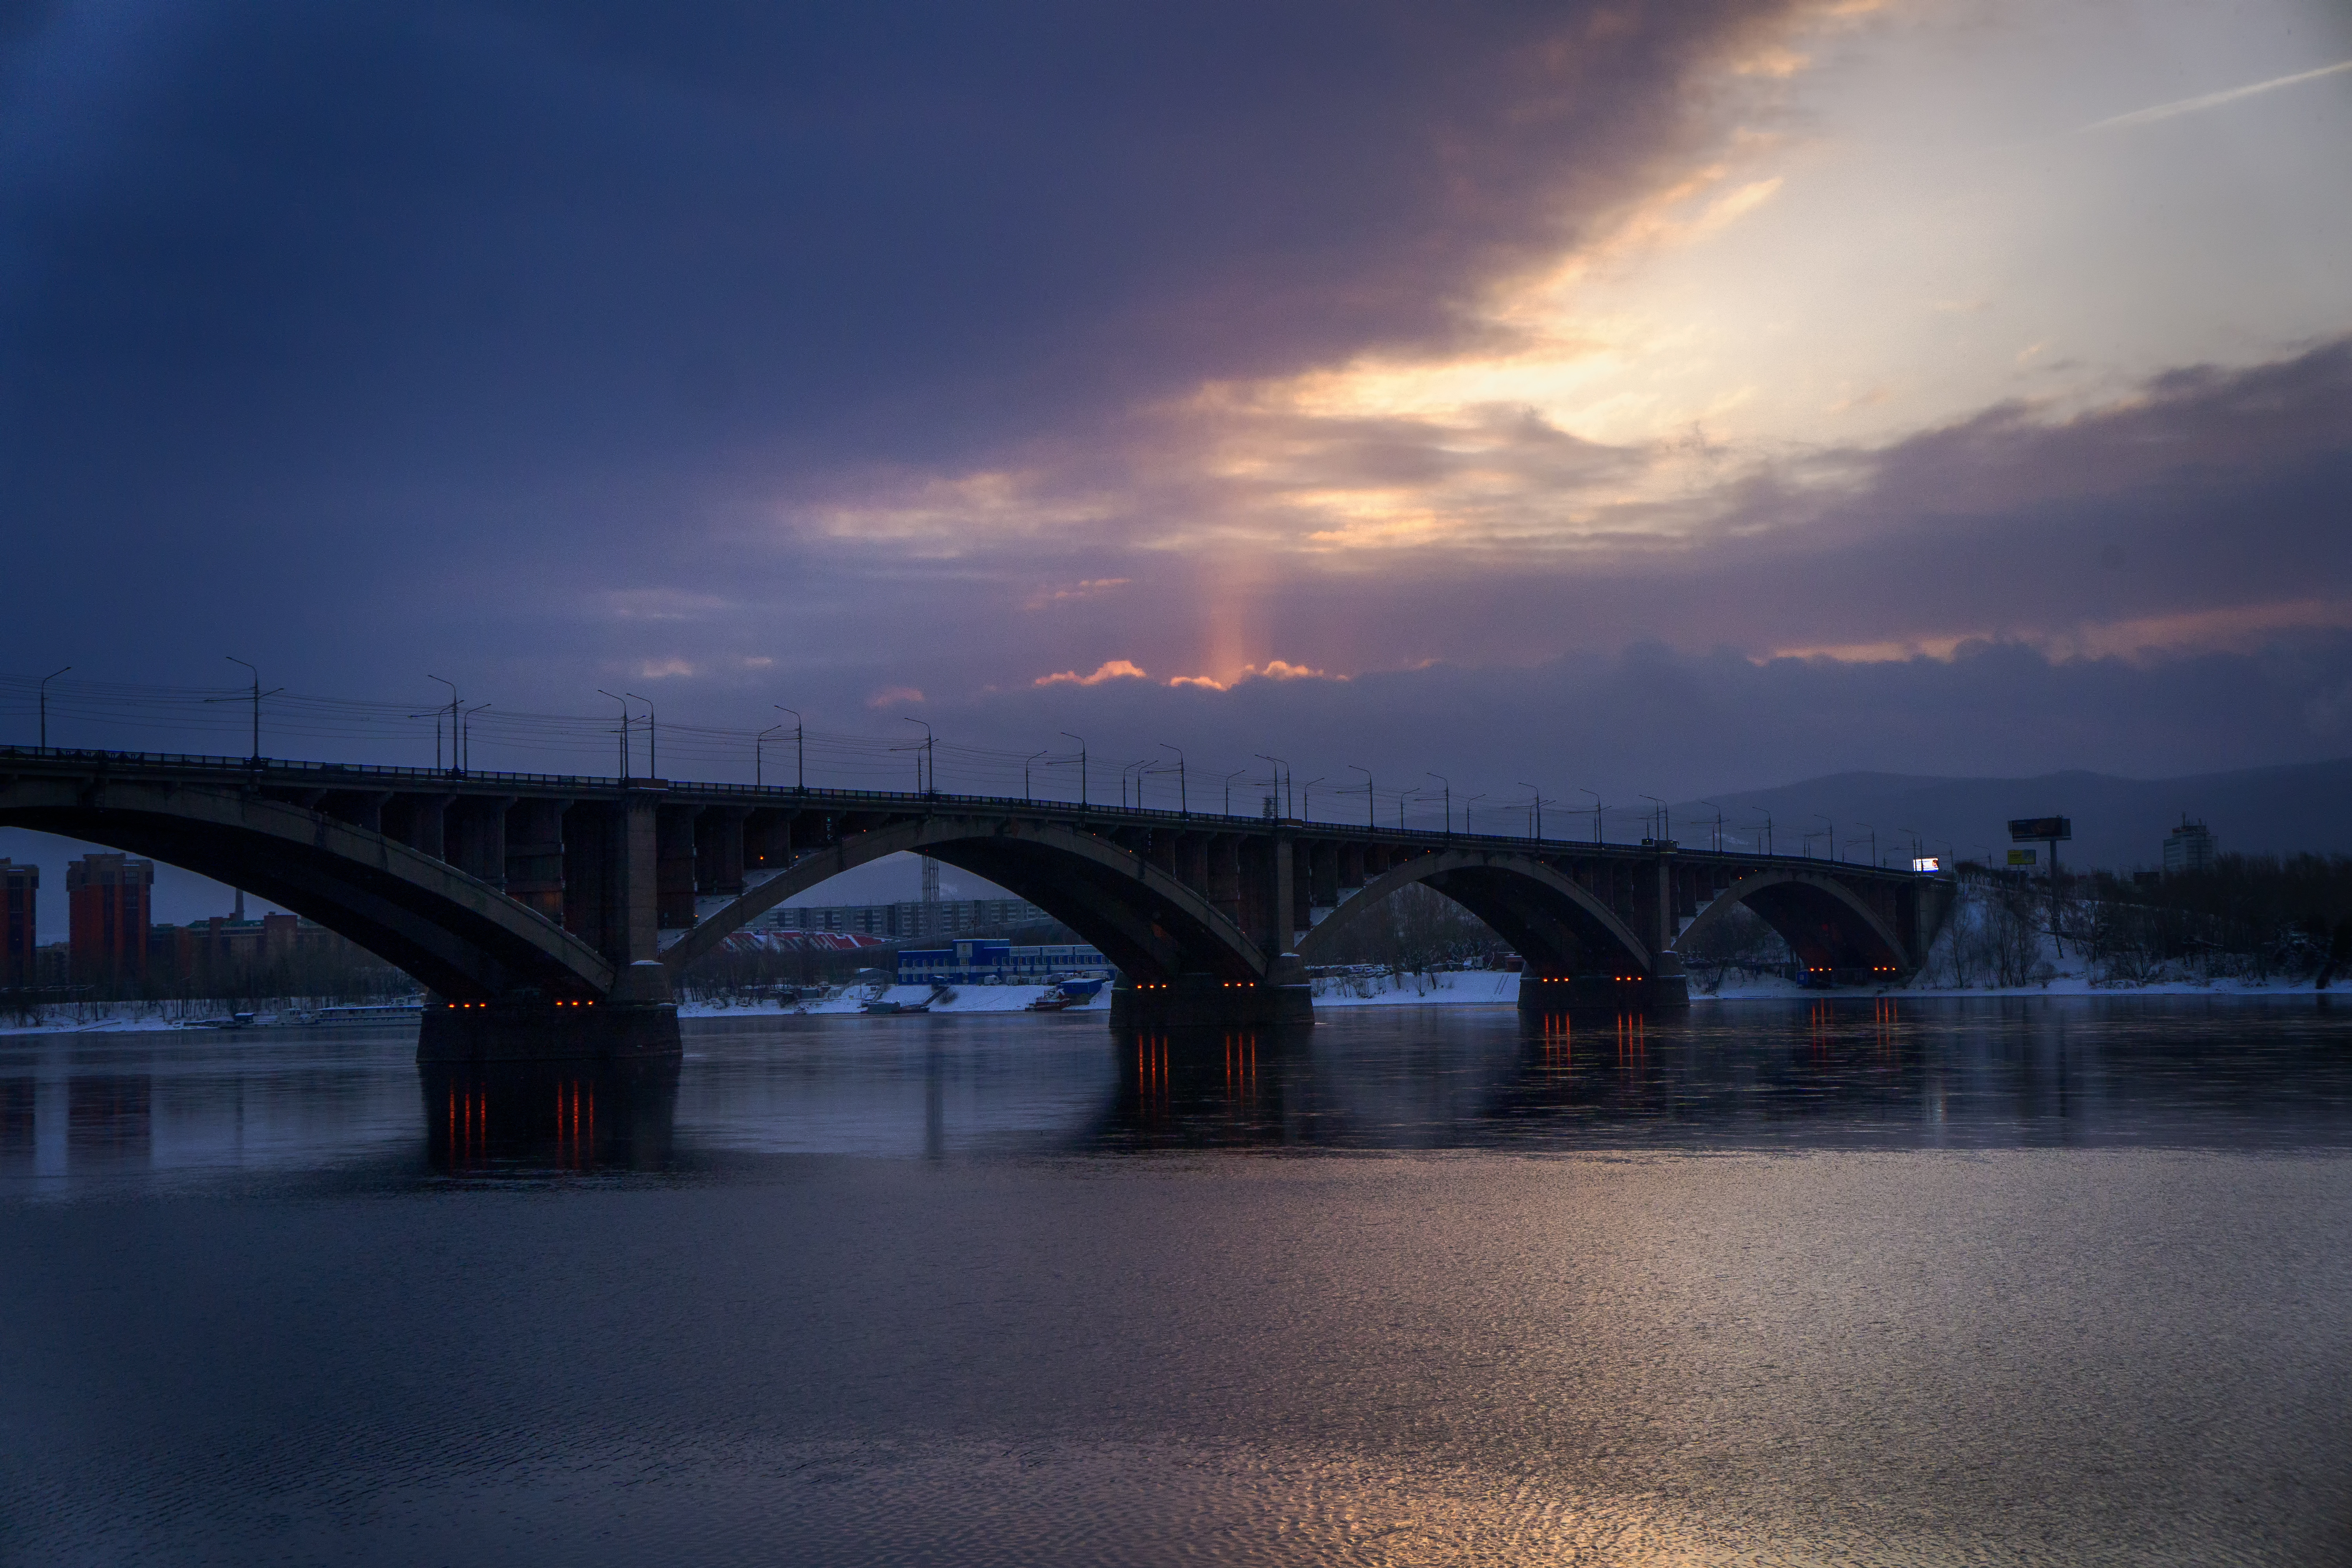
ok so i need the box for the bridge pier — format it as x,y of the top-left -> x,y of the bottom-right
417,961 -> 680,1063
1516,964 -> 1690,1014
1107,963 -> 1314,1030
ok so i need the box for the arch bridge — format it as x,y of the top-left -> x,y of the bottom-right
0,748 -> 1955,1056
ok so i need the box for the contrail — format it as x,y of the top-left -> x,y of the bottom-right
2085,57 -> 2352,131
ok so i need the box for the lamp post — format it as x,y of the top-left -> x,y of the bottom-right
1578,788 -> 1600,844
1857,822 -> 1879,867
1753,809 -> 1773,856
1347,765 -> 1373,828
219,657 -> 281,766
757,723 -> 785,788
1699,799 -> 1723,853
1518,783 -> 1542,841
626,692 -> 656,778
460,703 -> 488,773
1639,793 -> 1667,843
776,706 -> 804,791
1159,744 -> 1187,816
1814,815 -> 1834,862
426,675 -> 459,775
1024,750 -> 1047,802
1255,754 -> 1289,818
596,690 -> 630,781
38,665 -> 70,750
1062,732 -> 1087,808
1465,792 -> 1485,836
1300,777 -> 1325,822
1427,772 -> 1450,836
1219,767 -> 1245,816
902,717 -> 934,797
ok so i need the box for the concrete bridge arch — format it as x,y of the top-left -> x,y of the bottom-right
1293,849 -> 1654,978
661,813 -> 1269,985
0,777 -> 614,1001
1671,866 -> 1909,978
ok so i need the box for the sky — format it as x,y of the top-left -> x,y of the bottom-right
4,0 -> 2351,915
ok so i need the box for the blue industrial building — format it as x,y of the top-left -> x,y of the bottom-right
896,939 -> 1112,986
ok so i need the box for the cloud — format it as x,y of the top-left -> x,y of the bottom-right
1165,659 -> 1331,691
1035,660 -> 1150,687
1024,578 -> 1131,611
866,686 -> 926,710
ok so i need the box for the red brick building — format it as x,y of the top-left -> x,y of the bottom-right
0,859 -> 34,987
67,853 -> 154,984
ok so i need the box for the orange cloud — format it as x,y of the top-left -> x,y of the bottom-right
866,685 -> 926,708
1034,659 -> 1150,687
1165,659 -> 1332,691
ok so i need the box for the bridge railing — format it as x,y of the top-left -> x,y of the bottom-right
0,745 -> 1941,879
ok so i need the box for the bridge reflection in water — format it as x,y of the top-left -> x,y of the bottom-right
1080,998 -> 2352,1155
420,1056 -> 680,1175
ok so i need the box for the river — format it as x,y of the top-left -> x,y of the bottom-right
5,996 -> 2350,1565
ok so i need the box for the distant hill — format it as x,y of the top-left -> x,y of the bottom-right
1665,757 -> 2352,871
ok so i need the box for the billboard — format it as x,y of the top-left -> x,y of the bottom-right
2007,848 -> 2038,867
1911,857 -> 1942,873
2008,816 -> 2072,842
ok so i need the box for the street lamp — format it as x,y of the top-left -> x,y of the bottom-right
1814,815 -> 1834,862
1159,744 -> 1187,816
1062,732 -> 1087,808
757,722 -> 786,788
426,675 -> 459,774
1300,776 -> 1326,822
1347,764 -> 1373,828
1856,822 -> 1879,867
1753,809 -> 1773,856
902,717 -> 934,796
1699,799 -> 1724,853
1639,794 -> 1667,843
1578,788 -> 1600,844
596,690 -> 630,781
1518,782 -> 1543,841
460,703 -> 488,773
1427,772 -> 1450,836
1219,767 -> 1245,816
1024,750 -> 1048,802
1465,792 -> 1486,836
776,706 -> 804,791
218,657 -> 281,766
625,692 -> 656,778
1255,754 -> 1289,818
38,665 -> 70,750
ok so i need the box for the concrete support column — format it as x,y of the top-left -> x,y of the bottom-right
383,799 -> 452,860
621,791 -> 662,964
695,807 -> 748,895
1309,841 -> 1339,909
1207,834 -> 1241,927
1286,838 -> 1310,949
448,796 -> 513,887
744,809 -> 794,872
505,799 -> 568,922
326,791 -> 391,834
655,805 -> 699,929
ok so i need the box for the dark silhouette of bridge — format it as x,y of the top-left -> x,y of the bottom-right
0,747 -> 1955,1057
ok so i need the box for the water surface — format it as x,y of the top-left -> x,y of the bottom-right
5,997 -> 2349,1564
